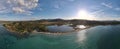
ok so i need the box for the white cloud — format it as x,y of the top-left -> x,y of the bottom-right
0,0 -> 39,15
115,8 -> 120,11
101,3 -> 112,8
12,7 -> 25,13
101,2 -> 120,12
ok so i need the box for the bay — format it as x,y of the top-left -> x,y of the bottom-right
0,24 -> 120,49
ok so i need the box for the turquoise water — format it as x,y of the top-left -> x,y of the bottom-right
0,25 -> 120,49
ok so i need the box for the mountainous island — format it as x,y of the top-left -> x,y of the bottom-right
1,19 -> 120,37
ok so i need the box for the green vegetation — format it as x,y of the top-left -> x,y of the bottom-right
2,19 -> 120,37
3,22 -> 48,36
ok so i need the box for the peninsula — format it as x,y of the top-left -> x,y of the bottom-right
2,19 -> 120,37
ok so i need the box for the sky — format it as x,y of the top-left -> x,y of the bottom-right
0,0 -> 120,21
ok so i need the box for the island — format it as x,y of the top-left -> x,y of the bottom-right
2,19 -> 120,37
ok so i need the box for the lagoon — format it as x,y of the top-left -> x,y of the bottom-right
0,24 -> 120,49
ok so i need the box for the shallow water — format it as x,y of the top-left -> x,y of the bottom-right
47,25 -> 74,32
0,24 -> 120,49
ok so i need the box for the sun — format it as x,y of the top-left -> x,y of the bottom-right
78,10 -> 88,17
77,10 -> 89,19
76,10 -> 95,20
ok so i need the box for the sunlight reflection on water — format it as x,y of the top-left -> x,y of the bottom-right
77,25 -> 86,29
77,30 -> 87,42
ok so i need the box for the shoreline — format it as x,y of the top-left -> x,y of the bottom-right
5,25 -> 91,35
31,27 -> 91,35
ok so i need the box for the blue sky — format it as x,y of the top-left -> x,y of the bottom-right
0,0 -> 120,21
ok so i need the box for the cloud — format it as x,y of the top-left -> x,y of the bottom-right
115,8 -> 120,11
39,8 -> 43,11
12,7 -> 25,13
68,0 -> 75,2
96,16 -> 120,21
54,4 -> 60,9
0,0 -> 39,15
101,2 -> 120,12
92,10 -> 120,21
0,5 -> 6,10
101,3 -> 112,8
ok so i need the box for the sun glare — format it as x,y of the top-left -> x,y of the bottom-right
76,10 -> 95,20
78,10 -> 88,17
